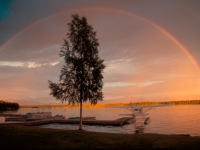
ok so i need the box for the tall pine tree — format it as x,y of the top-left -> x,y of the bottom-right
48,14 -> 105,130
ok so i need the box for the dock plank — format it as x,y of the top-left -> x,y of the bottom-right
0,113 -> 26,117
0,117 -> 133,126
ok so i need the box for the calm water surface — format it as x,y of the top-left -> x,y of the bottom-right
1,105 -> 200,136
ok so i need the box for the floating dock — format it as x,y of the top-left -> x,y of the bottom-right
0,117 -> 134,126
0,113 -> 26,117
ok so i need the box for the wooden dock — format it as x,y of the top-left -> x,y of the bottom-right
0,117 -> 134,126
0,113 -> 26,117
4,116 -> 96,122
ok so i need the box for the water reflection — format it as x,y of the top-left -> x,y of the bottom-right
0,117 -> 5,122
40,123 -> 138,134
135,126 -> 144,134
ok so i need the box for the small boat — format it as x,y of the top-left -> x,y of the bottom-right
25,112 -> 52,121
68,117 -> 80,120
26,112 -> 52,118
5,112 -> 66,122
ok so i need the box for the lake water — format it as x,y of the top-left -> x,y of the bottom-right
1,105 -> 200,136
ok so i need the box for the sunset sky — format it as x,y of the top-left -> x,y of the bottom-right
0,0 -> 200,105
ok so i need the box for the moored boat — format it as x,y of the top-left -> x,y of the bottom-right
26,112 -> 52,118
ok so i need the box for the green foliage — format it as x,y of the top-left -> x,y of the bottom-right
48,14 -> 105,105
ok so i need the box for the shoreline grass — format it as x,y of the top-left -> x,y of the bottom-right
1,125 -> 200,149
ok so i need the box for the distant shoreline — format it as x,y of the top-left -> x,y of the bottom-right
20,100 -> 200,108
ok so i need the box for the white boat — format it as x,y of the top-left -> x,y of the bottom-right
26,112 -> 52,118
5,112 -> 66,122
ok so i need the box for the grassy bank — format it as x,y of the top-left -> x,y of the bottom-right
0,125 -> 200,149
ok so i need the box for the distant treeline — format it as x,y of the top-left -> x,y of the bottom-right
122,100 -> 200,106
20,100 -> 200,108
0,100 -> 20,111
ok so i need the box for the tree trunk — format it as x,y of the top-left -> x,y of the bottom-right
79,44 -> 84,130
79,98 -> 83,130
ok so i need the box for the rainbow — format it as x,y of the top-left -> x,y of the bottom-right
0,7 -> 199,71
